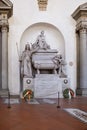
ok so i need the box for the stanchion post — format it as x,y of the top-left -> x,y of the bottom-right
7,90 -> 11,108
57,91 -> 60,108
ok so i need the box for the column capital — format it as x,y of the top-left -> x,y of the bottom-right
76,24 -> 87,32
1,25 -> 9,32
79,28 -> 87,34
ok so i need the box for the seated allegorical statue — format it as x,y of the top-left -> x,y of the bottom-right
31,30 -> 50,50
52,54 -> 67,77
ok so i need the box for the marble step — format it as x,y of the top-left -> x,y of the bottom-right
0,90 -> 8,97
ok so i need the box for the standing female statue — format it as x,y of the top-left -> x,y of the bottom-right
20,43 -> 39,78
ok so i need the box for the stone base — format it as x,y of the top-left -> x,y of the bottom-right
23,78 -> 34,91
0,89 -> 8,97
76,88 -> 87,96
34,74 -> 69,98
22,75 -> 69,98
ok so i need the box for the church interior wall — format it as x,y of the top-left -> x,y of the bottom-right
8,0 -> 87,95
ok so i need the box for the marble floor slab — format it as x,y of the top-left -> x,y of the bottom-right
4,98 -> 20,104
27,99 -> 39,104
64,108 -> 87,123
42,99 -> 56,104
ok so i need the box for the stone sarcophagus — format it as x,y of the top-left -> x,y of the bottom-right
32,49 -> 58,74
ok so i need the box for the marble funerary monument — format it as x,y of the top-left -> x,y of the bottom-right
20,31 -> 68,98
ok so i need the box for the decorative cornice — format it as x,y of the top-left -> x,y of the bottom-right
72,2 -> 87,21
72,2 -> 87,32
2,0 -> 13,7
0,0 -> 13,18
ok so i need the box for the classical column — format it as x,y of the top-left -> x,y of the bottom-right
1,26 -> 8,89
76,32 -> 80,89
79,28 -> 87,94
72,2 -> 87,95
0,31 -> 2,89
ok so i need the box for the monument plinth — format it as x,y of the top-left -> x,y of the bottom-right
34,74 -> 62,98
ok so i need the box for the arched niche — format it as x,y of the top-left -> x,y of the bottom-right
20,22 -> 65,57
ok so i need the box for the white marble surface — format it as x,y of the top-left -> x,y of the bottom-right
34,74 -> 63,98
23,76 -> 69,98
64,108 -> 87,123
23,78 -> 34,91
4,99 -> 20,104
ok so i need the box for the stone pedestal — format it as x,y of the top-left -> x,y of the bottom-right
34,74 -> 69,98
22,75 -> 69,98
23,78 -> 34,91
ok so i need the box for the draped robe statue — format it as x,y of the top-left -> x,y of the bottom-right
20,44 -> 39,78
